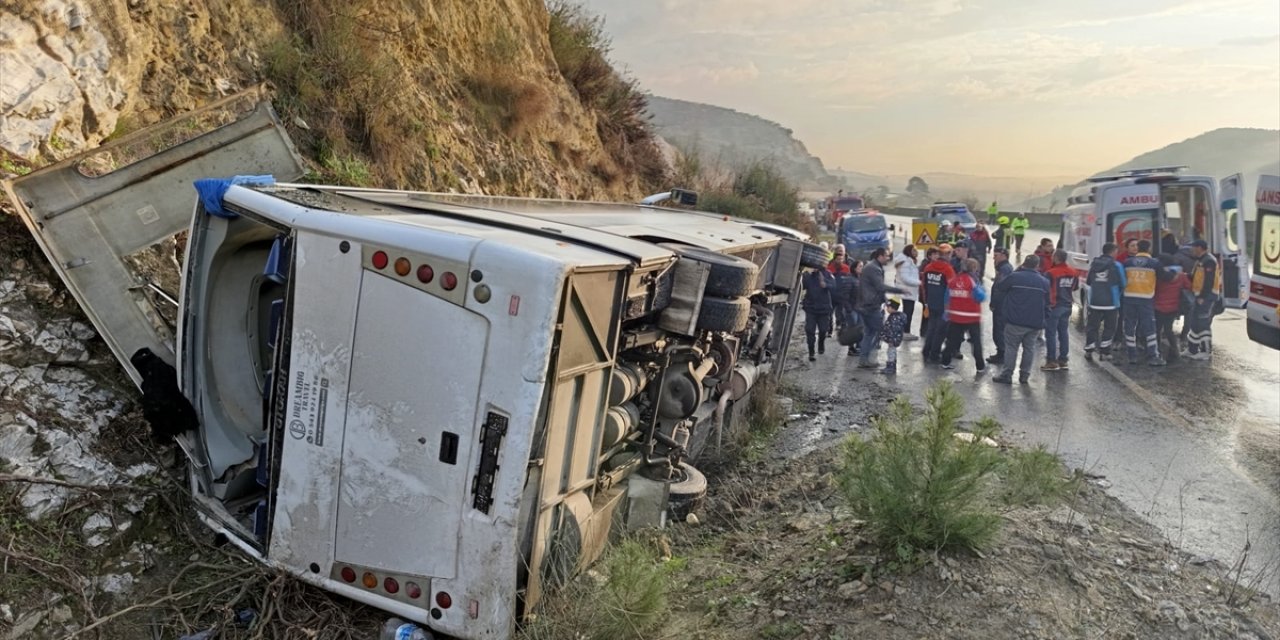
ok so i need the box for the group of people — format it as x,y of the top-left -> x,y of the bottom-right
799,225 -> 1219,384
800,244 -> 909,374
1082,236 -> 1219,365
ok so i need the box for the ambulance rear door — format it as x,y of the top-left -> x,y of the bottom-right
1219,174 -> 1249,308
1099,182 -> 1160,247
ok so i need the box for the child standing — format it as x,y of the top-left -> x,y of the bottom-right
881,298 -> 907,375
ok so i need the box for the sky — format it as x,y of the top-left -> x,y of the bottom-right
578,0 -> 1280,177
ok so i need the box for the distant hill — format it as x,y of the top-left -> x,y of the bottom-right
645,96 -> 833,188
829,168 -> 1076,206
1016,128 -> 1280,212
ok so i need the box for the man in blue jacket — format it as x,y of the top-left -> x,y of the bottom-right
991,255 -> 1050,384
1084,242 -> 1125,361
986,246 -> 1015,365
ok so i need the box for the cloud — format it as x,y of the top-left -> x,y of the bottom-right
580,0 -> 1280,173
1219,34 -> 1280,47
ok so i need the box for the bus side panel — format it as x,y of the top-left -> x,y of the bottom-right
267,232 -> 361,571
431,243 -> 580,639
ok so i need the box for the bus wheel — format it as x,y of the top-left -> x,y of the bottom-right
667,462 -> 707,521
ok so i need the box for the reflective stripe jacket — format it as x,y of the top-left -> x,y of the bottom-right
1190,254 -> 1219,298
1086,255 -> 1125,310
945,272 -> 986,324
1123,253 -> 1165,300
1010,217 -> 1030,236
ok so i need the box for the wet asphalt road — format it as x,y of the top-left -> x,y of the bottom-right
785,225 -> 1280,594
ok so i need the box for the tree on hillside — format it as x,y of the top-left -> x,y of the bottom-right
906,176 -> 930,195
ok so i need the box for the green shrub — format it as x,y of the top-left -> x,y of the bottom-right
839,382 -> 1003,559
999,446 -> 1071,506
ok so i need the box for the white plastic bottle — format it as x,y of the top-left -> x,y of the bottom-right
380,618 -> 433,640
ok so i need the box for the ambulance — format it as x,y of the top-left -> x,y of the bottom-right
1059,167 -> 1249,323
4,93 -> 822,639
1247,175 -> 1280,350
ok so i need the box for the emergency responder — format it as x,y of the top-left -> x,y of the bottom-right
987,246 -> 1014,365
1010,212 -> 1030,254
921,245 -> 956,363
1084,242 -> 1125,361
987,201 -> 999,224
937,220 -> 956,245
994,214 -> 1012,250
940,258 -> 987,372
1186,239 -> 1218,360
1043,249 -> 1079,370
992,255 -> 1050,385
1122,239 -> 1168,366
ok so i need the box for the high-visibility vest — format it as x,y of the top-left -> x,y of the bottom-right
1010,217 -> 1030,235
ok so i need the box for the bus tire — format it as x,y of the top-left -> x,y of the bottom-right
668,245 -> 760,298
800,242 -> 830,270
667,462 -> 707,521
697,296 -> 751,333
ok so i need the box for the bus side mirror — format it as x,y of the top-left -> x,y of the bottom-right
671,188 -> 698,207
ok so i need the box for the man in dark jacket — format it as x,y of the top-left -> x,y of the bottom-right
857,248 -> 906,368
986,246 -> 1014,365
802,267 -> 836,361
1084,242 -> 1126,361
991,255 -> 1050,384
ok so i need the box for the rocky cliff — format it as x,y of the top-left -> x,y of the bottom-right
0,0 -> 663,198
646,95 -> 832,188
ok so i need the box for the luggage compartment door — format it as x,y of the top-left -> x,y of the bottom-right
0,93 -> 304,384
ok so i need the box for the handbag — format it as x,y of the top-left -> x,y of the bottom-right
837,308 -> 864,345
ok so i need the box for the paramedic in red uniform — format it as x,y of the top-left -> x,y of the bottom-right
939,258 -> 987,372
1186,239 -> 1218,360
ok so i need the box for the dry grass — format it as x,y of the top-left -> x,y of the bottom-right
264,1 -> 416,188
546,1 -> 668,189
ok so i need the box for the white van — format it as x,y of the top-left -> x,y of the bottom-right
1248,175 -> 1280,349
4,96 -> 823,638
1059,167 -> 1249,320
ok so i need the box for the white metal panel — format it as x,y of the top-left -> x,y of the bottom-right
267,232 -> 361,571
333,272 -> 488,578
3,99 -> 304,382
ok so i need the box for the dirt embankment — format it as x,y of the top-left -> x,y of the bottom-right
0,0 -> 661,198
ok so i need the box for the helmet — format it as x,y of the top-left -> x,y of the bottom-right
940,220 -> 954,228
997,215 -> 1010,226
